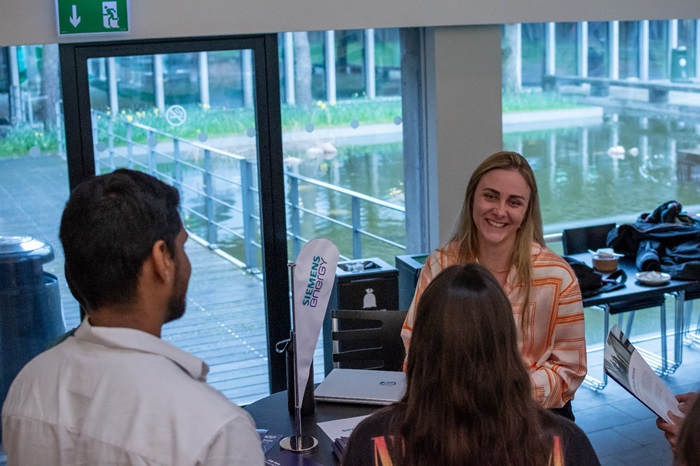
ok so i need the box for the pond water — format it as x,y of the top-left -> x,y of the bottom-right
183,111 -> 700,266
505,114 -> 700,233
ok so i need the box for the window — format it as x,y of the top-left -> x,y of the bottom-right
502,19 -> 700,347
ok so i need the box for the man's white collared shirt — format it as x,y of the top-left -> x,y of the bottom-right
2,319 -> 264,465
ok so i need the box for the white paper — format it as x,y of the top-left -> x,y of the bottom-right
317,414 -> 370,441
604,324 -> 682,424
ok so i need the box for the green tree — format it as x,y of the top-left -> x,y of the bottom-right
40,44 -> 60,130
502,24 -> 522,95
293,32 -> 313,107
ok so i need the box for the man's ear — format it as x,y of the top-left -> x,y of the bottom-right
150,239 -> 173,283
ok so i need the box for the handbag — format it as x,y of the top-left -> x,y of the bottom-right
563,256 -> 627,298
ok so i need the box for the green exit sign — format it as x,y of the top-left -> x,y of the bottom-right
56,0 -> 130,36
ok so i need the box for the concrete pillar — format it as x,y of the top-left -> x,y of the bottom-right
153,54 -> 165,112
198,52 -> 210,107
610,21 -> 620,79
325,30 -> 336,102
284,32 -> 295,105
364,29 -> 376,99
640,20 -> 650,80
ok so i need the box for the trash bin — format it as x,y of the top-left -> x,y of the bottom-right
395,253 -> 429,311
670,46 -> 691,83
322,258 -> 399,374
0,236 -> 65,427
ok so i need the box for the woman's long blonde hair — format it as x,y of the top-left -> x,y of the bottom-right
450,150 -> 545,329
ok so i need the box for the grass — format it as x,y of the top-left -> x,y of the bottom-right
502,89 -> 586,113
0,125 -> 59,157
0,90 -> 584,158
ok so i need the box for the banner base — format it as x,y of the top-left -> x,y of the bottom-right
280,435 -> 319,454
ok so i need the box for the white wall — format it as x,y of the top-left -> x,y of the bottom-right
2,0 -> 700,46
425,26 -> 504,247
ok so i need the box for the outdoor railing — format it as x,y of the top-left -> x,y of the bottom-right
91,110 -> 406,270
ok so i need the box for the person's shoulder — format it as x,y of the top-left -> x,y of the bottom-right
532,245 -> 576,277
12,336 -> 74,377
351,407 -> 397,440
426,242 -> 459,268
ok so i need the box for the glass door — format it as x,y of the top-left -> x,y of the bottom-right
59,35 -> 289,403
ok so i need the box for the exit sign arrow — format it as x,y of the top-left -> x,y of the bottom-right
69,5 -> 81,27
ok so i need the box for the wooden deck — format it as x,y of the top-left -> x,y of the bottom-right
0,155 -> 323,406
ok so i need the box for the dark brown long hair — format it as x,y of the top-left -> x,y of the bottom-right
450,151 -> 544,330
676,393 -> 700,466
391,264 -> 554,465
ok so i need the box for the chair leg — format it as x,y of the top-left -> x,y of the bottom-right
602,308 -> 609,388
660,300 -> 668,373
683,299 -> 693,336
685,299 -> 700,347
582,307 -> 609,391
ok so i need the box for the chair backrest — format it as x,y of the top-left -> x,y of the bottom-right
561,223 -> 616,255
331,309 -> 407,372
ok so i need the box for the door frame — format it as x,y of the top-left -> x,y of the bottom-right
59,34 -> 290,393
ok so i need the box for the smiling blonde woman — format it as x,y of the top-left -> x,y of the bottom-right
401,151 -> 587,418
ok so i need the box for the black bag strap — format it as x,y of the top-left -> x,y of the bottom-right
598,269 -> 627,294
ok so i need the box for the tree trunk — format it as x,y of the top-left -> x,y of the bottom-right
293,32 -> 313,107
40,44 -> 60,131
502,24 -> 522,95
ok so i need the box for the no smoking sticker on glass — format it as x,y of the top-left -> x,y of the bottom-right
165,105 -> 187,127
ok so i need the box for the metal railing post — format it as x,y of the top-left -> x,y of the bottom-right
91,110 -> 100,173
240,159 -> 257,270
203,148 -> 217,246
147,130 -> 156,175
289,174 -> 302,259
126,124 -> 133,169
108,117 -> 115,170
352,196 -> 362,259
173,139 -> 182,194
56,100 -> 65,158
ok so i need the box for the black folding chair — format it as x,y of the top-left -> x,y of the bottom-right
331,309 -> 407,372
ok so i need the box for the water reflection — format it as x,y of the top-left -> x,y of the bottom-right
505,113 -> 700,231
287,142 -> 406,260
184,113 -> 700,264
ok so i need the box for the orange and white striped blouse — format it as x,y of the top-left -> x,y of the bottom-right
400,241 -> 587,409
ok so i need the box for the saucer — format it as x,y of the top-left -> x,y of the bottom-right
635,271 -> 671,286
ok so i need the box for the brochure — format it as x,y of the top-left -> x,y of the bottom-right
603,324 -> 683,424
316,414 -> 369,441
257,430 -> 283,454
332,436 -> 351,463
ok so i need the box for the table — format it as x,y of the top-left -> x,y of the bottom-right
245,390 -> 379,465
570,253 -> 697,390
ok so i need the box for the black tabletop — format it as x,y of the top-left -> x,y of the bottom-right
568,253 -> 697,308
245,390 -> 379,465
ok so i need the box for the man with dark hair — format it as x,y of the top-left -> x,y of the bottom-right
1,169 -> 264,465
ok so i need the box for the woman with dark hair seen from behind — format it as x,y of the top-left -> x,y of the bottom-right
401,151 -> 586,419
343,264 -> 599,466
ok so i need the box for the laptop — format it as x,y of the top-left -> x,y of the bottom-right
314,368 -> 406,405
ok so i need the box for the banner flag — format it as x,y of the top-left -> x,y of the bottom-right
292,238 -> 339,407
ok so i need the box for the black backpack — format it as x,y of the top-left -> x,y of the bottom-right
563,256 -> 627,298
